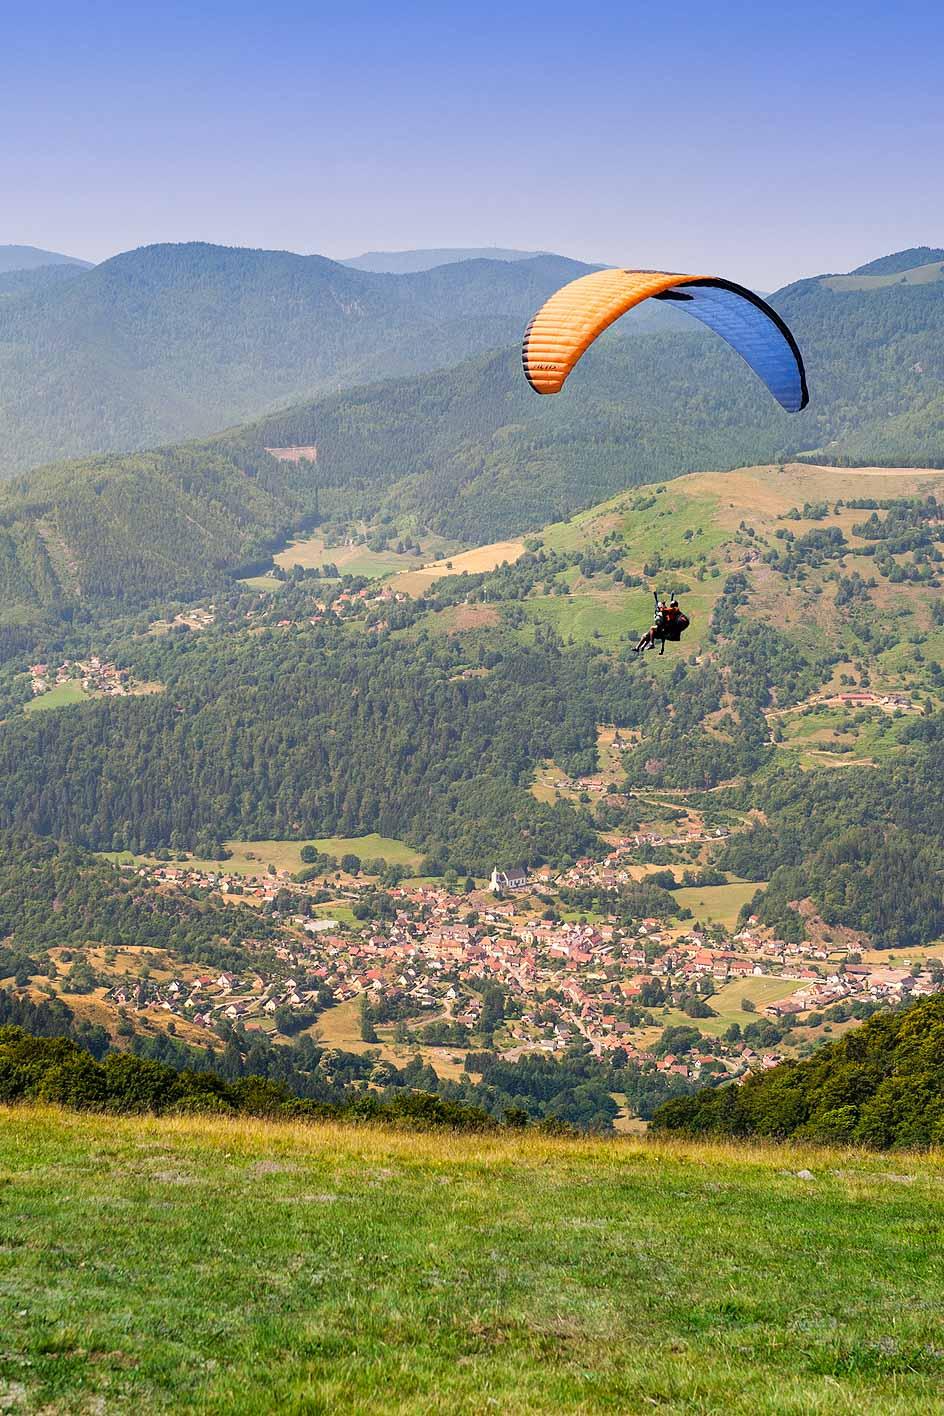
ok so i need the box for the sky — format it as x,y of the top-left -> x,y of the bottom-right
4,0 -> 944,289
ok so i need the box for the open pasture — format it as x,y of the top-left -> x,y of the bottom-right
5,1106 -> 944,1413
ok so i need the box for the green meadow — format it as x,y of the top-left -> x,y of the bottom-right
4,1107 -> 944,1413
102,835 -> 422,877
673,880 -> 761,930
22,681 -> 89,714
312,833 -> 424,868
657,976 -> 803,1038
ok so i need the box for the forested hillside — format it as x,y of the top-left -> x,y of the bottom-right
6,461 -> 944,956
0,265 -> 87,301
0,616 -> 628,871
3,242 -> 943,493
652,994 -> 944,1148
0,831 -> 283,985
0,244 -> 91,272
340,247 -> 547,272
851,246 -> 944,276
0,242 -> 591,475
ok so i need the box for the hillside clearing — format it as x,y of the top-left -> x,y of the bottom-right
22,681 -> 89,713
274,530 -> 439,581
655,976 -> 804,1038
4,1106 -> 944,1413
102,835 -> 422,877
673,880 -> 760,929
312,833 -> 423,867
391,538 -> 526,596
314,997 -> 468,1080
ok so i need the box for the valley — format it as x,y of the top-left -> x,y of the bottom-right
2,247 -> 944,1135
6,448 -> 944,1127
9,10 -> 944,1413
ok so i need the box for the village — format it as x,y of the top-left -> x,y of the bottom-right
104,837 -> 944,1095
28,655 -> 135,699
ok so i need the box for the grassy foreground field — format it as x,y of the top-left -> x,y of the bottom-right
4,1108 -> 944,1413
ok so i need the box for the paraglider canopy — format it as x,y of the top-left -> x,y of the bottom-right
522,269 -> 809,412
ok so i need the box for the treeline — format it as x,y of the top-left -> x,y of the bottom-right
0,985 -> 695,1132
0,1013 -> 689,1133
650,995 -> 944,1149
0,1026 -> 503,1133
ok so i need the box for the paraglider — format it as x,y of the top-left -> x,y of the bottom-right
522,268 -> 809,411
522,267 -> 809,656
634,593 -> 690,655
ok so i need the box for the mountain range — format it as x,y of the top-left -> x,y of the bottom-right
0,242 -> 940,489
0,243 -> 591,476
340,247 -> 549,273
0,244 -> 943,645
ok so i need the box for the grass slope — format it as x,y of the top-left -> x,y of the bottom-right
103,834 -> 421,876
21,681 -> 88,714
533,461 -> 944,658
4,1106 -> 944,1413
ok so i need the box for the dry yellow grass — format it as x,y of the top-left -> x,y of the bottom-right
391,538 -> 525,596
315,997 -> 468,1080
677,463 -> 944,527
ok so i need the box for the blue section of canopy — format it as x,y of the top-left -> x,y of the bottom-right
660,280 -> 808,412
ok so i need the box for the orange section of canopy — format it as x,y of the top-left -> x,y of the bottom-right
522,269 -> 706,394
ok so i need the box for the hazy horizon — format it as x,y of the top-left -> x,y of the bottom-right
5,0 -> 944,288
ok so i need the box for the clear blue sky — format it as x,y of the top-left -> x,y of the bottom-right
5,0 -> 942,287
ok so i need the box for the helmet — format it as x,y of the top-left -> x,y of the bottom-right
670,597 -> 679,607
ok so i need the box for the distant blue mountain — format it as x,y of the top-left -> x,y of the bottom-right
340,247 -> 550,273
0,245 -> 93,273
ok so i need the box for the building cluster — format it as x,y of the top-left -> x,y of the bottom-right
110,851 -> 944,1085
28,657 -> 134,697
148,607 -> 216,635
255,583 -> 408,633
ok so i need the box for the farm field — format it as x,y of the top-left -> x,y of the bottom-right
103,835 -> 422,877
673,880 -> 761,930
274,529 -> 456,581
22,681 -> 89,713
313,997 -> 467,1080
775,704 -> 912,770
237,573 -> 285,592
656,976 -> 804,1039
391,538 -> 525,596
312,833 -> 424,868
5,1106 -> 944,1414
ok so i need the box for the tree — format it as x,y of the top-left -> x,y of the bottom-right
359,995 -> 378,1044
480,987 -> 505,1040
